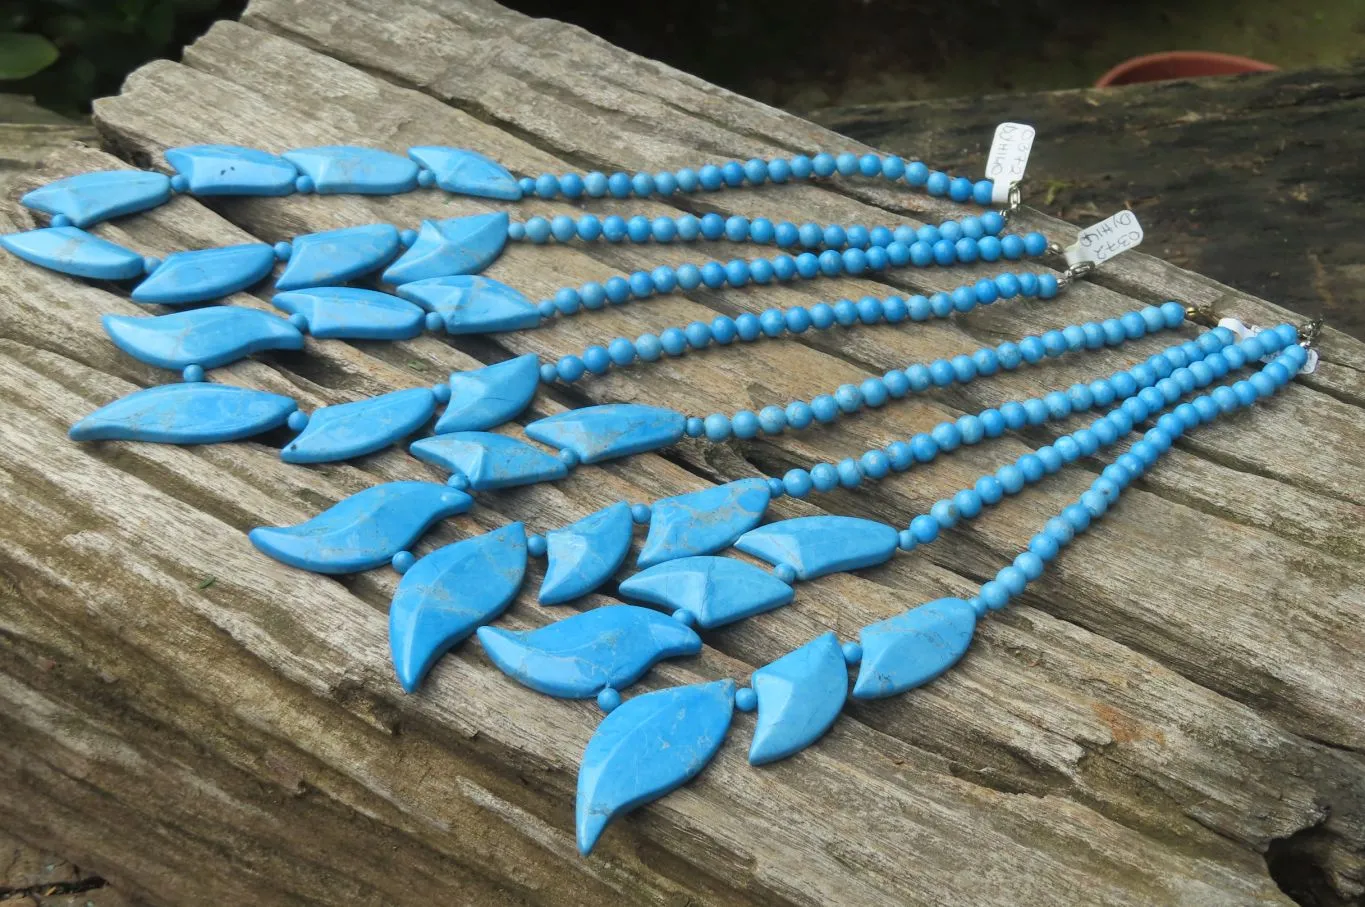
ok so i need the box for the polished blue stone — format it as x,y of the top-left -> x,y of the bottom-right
275,223 -> 401,290
69,383 -> 296,444
619,555 -> 793,628
131,243 -> 276,305
272,287 -> 425,340
282,387 -> 436,464
749,631 -> 848,765
249,481 -> 472,574
102,307 -> 304,371
577,679 -> 735,855
735,516 -> 899,580
409,431 -> 568,490
525,404 -> 685,465
22,170 -> 171,227
164,145 -> 297,195
435,354 -> 540,433
282,146 -> 420,194
478,604 -> 701,698
637,479 -> 770,568
389,522 -> 527,692
381,213 -> 509,284
853,597 -> 978,699
539,501 -> 634,605
0,226 -> 145,280
408,146 -> 521,200
396,275 -> 539,334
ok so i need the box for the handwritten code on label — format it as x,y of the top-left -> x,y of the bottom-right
1073,210 -> 1143,264
986,123 -> 1035,204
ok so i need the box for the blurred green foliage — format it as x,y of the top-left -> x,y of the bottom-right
0,0 -> 245,114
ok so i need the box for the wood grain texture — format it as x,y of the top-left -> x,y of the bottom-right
0,2 -> 1361,905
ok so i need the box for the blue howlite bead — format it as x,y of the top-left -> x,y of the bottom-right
1017,453 -> 1045,484
583,346 -> 612,374
684,416 -> 704,437
974,279 -> 999,305
910,434 -> 938,462
732,411 -> 759,439
785,401 -> 814,429
975,475 -> 1004,505
771,255 -> 796,281
721,161 -> 745,186
1035,446 -> 1062,474
931,422 -> 962,451
698,261 -> 725,289
1001,234 -> 1026,260
758,405 -> 786,434
1044,391 -> 1072,418
535,173 -> 560,198
1063,504 -> 1092,532
953,488 -> 983,520
998,566 -> 1027,597
629,272 -> 654,298
843,247 -> 869,274
659,327 -> 688,357
608,172 -> 632,197
608,338 -> 636,366
584,172 -> 608,196
675,168 -> 699,192
810,463 -> 839,491
886,441 -> 914,471
980,581 -> 1009,611
824,224 -> 849,248
1045,517 -> 1076,545
949,177 -> 973,202
860,450 -> 891,480
811,395 -> 839,423
834,384 -> 863,413
698,164 -> 723,190
703,413 -> 731,440
684,321 -> 713,349
818,249 -> 843,276
925,171 -> 950,196
735,313 -> 762,341
1042,331 -> 1067,357
930,499 -> 958,529
979,409 -> 1005,437
997,464 -> 1025,494
783,469 -> 814,497
910,514 -> 939,544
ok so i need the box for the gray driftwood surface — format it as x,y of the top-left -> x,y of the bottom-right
1,2 -> 1363,905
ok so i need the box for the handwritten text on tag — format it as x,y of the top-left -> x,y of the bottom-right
986,123 -> 1034,204
1074,210 -> 1143,264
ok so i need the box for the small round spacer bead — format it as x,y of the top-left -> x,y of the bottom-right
286,410 -> 309,432
774,564 -> 798,584
391,551 -> 416,574
181,364 -> 205,383
527,535 -> 548,558
432,382 -> 452,403
631,503 -> 652,524
557,449 -> 580,469
735,687 -> 758,712
597,688 -> 622,712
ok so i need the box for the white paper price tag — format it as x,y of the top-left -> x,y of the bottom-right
1065,210 -> 1143,267
986,122 -> 1034,204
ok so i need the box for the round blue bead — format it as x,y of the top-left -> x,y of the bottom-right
607,338 -> 635,365
910,433 -> 938,462
980,581 -> 1009,611
710,316 -> 737,345
997,565 -> 1027,596
883,369 -> 910,398
758,405 -> 786,434
583,346 -> 611,374
980,409 -> 1005,437
768,159 -> 791,183
811,395 -> 839,423
535,173 -> 560,198
976,475 -> 1004,505
783,468 -> 814,497
824,224 -> 848,248
744,159 -> 769,184
791,156 -> 814,179
786,401 -> 814,429
1001,234 -> 1026,260
771,256 -> 796,281
759,309 -> 786,336
703,413 -> 731,440
886,440 -> 915,471
750,218 -> 776,244
628,272 -> 654,298
684,416 -> 704,437
931,421 -> 962,451
910,514 -> 939,544
1038,274 -> 1060,298
997,464 -> 1025,494
953,488 -> 984,519
834,384 -> 863,413
774,222 -> 799,247
584,172 -> 608,196
973,180 -> 994,205
810,463 -> 839,492
732,411 -> 759,438
860,450 -> 891,479
683,321 -> 712,349
905,161 -> 929,185
721,161 -> 745,186
925,171 -> 950,196
607,172 -> 632,197
659,327 -> 688,357
735,313 -> 762,341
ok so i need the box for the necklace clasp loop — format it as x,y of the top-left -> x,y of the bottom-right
1299,316 -> 1326,349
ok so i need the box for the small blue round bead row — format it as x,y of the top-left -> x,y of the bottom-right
507,211 -> 1007,249
968,335 -> 1305,615
895,324 -> 1299,553
515,153 -> 995,204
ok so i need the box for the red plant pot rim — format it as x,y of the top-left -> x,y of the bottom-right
1096,51 -> 1277,88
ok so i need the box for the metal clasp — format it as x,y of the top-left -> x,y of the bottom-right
1045,241 -> 1095,289
998,182 -> 1023,224
1184,303 -> 1219,327
1299,316 -> 1325,349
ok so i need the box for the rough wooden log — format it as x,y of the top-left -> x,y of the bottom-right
0,95 -> 96,194
0,2 -> 1361,905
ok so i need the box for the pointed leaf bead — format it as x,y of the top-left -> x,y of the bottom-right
131,244 -> 277,305
164,145 -> 298,196
436,354 -> 541,433
539,501 -> 635,604
734,515 -> 899,580
102,307 -> 304,371
282,388 -> 436,464
410,432 -> 568,490
272,287 -> 425,340
749,632 -> 848,765
22,170 -> 171,227
396,274 -> 539,334
282,146 -> 419,194
275,223 -> 401,290
525,404 -> 685,464
619,556 -> 794,628
382,213 -> 509,283
853,598 -> 978,699
407,146 -> 521,200
0,226 -> 145,279
637,479 -> 770,567
69,383 -> 296,444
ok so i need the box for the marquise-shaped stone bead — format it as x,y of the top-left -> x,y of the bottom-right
734,515 -> 899,580
381,213 -> 509,284
435,354 -> 540,433
0,226 -> 144,280
102,307 -> 303,371
275,223 -> 401,290
637,478 -> 770,568
619,555 -> 794,629
249,481 -> 472,574
389,522 -> 527,692
69,383 -> 296,444
477,604 -> 701,698
409,432 -> 568,490
272,287 -> 425,340
131,243 -> 276,305
853,598 -> 978,699
749,632 -> 848,765
539,501 -> 635,605
164,145 -> 297,196
525,404 -> 684,465
282,146 -> 419,194
22,170 -> 171,227
396,275 -> 539,334
576,679 -> 735,855
408,146 -> 521,200
282,387 -> 436,464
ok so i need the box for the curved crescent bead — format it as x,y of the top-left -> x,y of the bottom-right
131,243 -> 277,306
734,515 -> 899,580
618,555 -> 794,628
524,404 -> 684,465
435,355 -> 541,434
248,481 -> 472,574
476,604 -> 701,698
407,146 -> 521,200
396,275 -> 539,334
165,145 -> 298,196
0,227 -> 144,280
576,679 -> 735,855
272,287 -> 425,340
282,146 -> 419,194
538,501 -> 635,605
749,631 -> 848,765
382,213 -> 509,284
282,387 -> 437,464
410,432 -> 568,491
853,598 -> 978,699
276,223 -> 402,290
389,522 -> 527,692
102,307 -> 304,371
68,383 -> 296,444
22,169 -> 171,227
637,479 -> 770,568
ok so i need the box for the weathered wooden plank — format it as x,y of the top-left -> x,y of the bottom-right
0,1 -> 1362,904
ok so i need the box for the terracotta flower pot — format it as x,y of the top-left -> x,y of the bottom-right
1095,51 -> 1277,87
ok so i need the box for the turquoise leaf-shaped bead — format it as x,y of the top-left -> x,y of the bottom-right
410,432 -> 567,490
382,213 -> 509,284
525,404 -> 685,465
0,227 -> 144,279
283,388 -> 436,464
478,604 -> 702,698
282,146 -> 419,194
69,383 -> 296,444
749,632 -> 848,765
577,679 -> 735,855
249,481 -> 471,574
275,224 -> 401,290
539,501 -> 635,605
637,479 -> 770,568
408,146 -> 521,200
272,287 -> 425,340
131,243 -> 276,305
164,145 -> 297,196
435,355 -> 541,433
853,598 -> 978,699
397,275 -> 540,334
22,170 -> 171,227
619,555 -> 793,629
102,307 -> 304,371
389,522 -> 528,692
735,515 -> 899,580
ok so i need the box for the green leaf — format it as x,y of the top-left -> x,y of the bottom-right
0,32 -> 59,80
